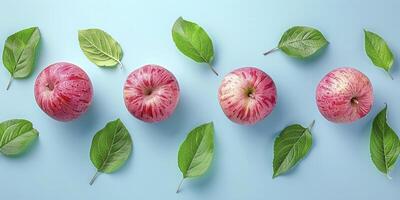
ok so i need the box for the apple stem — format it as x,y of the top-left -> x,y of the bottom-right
6,76 -> 12,90
351,98 -> 359,105
176,178 -> 185,193
89,171 -> 101,185
308,120 -> 315,130
263,47 -> 279,56
207,63 -> 219,76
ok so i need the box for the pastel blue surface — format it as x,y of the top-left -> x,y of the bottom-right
1,0 -> 400,199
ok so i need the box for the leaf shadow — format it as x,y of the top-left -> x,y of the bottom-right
32,34 -> 44,77
135,91 -> 191,138
389,50 -> 399,78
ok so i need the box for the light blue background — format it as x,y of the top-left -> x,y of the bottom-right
1,0 -> 399,199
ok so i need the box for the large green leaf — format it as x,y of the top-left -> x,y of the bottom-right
364,30 -> 394,79
0,119 -> 39,156
172,17 -> 217,75
89,119 -> 133,185
177,122 -> 214,193
370,105 -> 399,178
2,27 -> 40,90
273,121 -> 314,178
264,26 -> 328,59
78,28 -> 123,67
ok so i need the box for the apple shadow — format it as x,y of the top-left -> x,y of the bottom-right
56,98 -> 102,137
134,91 -> 191,138
233,91 -> 295,139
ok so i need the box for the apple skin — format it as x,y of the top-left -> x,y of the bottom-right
34,62 -> 93,122
218,67 -> 277,125
123,64 -> 180,123
316,67 -> 374,123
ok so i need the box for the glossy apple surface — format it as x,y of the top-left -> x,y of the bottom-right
218,67 -> 277,125
34,62 -> 93,121
124,64 -> 180,123
316,67 -> 373,123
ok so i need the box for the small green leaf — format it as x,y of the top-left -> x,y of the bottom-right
364,30 -> 394,79
370,105 -> 399,178
78,28 -> 123,68
172,17 -> 218,76
2,27 -> 40,90
89,119 -> 133,185
264,26 -> 328,59
0,119 -> 39,156
273,120 -> 314,178
176,122 -> 214,193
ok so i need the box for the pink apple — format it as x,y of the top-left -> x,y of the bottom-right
123,64 -> 180,123
34,62 -> 93,121
218,67 -> 277,125
316,67 -> 373,123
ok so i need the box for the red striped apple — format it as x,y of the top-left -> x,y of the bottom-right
124,64 -> 180,123
34,62 -> 93,121
316,67 -> 373,123
218,67 -> 277,125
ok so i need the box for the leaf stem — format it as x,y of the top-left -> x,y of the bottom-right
308,120 -> 315,130
89,171 -> 101,185
6,76 -> 13,90
118,60 -> 124,70
176,178 -> 185,193
386,173 -> 392,180
207,63 -> 219,76
387,71 -> 394,80
263,47 -> 279,56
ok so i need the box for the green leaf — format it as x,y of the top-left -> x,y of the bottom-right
2,27 -> 40,90
176,122 -> 214,193
273,120 -> 314,178
78,28 -> 123,68
264,26 -> 328,59
370,105 -> 400,178
364,30 -> 394,79
89,119 -> 133,185
172,17 -> 218,76
0,119 -> 39,156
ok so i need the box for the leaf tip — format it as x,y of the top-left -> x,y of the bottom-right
175,16 -> 184,23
